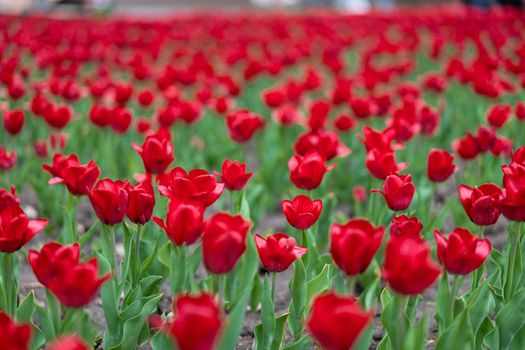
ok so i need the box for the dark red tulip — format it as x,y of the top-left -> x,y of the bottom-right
3,110 -> 24,135
371,173 -> 415,211
330,219 -> 384,276
516,102 -> 525,121
0,311 -> 32,350
491,137 -> 513,157
458,184 -> 503,226
273,104 -> 302,126
288,152 -> 335,190
138,89 -> 154,107
307,99 -> 331,131
487,104 -> 511,129
255,233 -> 307,272
213,160 -> 252,191
365,149 -> 406,180
434,228 -> 491,275
0,186 -> 19,211
226,110 -> 265,143
110,106 -> 132,134
132,130 -> 174,174
0,205 -> 47,253
282,195 -> 322,230
154,200 -> 204,246
294,131 -> 350,161
350,97 -> 376,119
390,215 -> 422,237
33,141 -> 48,158
419,106 -> 440,136
114,83 -> 133,105
333,115 -> 356,132
44,154 -> 100,196
453,133 -> 479,160
30,95 -> 48,117
500,164 -> 525,221
475,126 -> 496,152
48,335 -> 89,350
0,147 -> 16,170
89,104 -> 111,128
427,148 -> 457,182
359,126 -> 394,153
202,212 -> 250,274
306,292 -> 372,350
44,104 -> 72,129
88,179 -> 129,225
125,181 -> 156,224
28,242 -> 111,308
382,234 -> 441,295
262,89 -> 286,108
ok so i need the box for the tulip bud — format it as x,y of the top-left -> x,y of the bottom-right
153,201 -> 204,246
289,152 -> 335,190
213,160 -> 252,191
2,110 -> 24,135
125,181 -> 156,224
282,195 -> 322,230
371,173 -> 415,211
255,233 -> 307,272
88,179 -> 129,225
427,148 -> 456,182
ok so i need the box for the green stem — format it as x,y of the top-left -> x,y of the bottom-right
271,272 -> 277,302
134,224 -> 142,286
1,253 -> 14,315
347,275 -> 356,295
448,275 -> 461,327
395,294 -> 408,350
46,289 -> 61,337
504,223 -> 522,302
470,226 -> 486,291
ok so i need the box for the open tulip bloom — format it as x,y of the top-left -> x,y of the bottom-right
2,6 -> 525,350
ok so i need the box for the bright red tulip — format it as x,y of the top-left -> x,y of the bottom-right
359,126 -> 394,153
390,215 -> 422,237
47,335 -> 89,350
0,186 -> 19,211
255,233 -> 307,272
153,201 -> 204,246
453,133 -> 479,160
500,163 -> 525,221
0,311 -> 31,350
0,147 -> 16,170
226,110 -> 265,143
213,160 -> 252,191
434,228 -> 491,275
132,131 -> 174,174
125,181 -> 156,224
475,126 -> 496,152
427,148 -> 456,182
516,102 -> 525,121
202,212 -> 250,274
371,173 -> 415,211
306,292 -> 372,350
330,219 -> 384,276
288,152 -> 335,190
3,110 -> 24,135
294,131 -> 350,161
282,195 -> 322,230
43,154 -> 100,196
110,106 -> 133,134
44,104 -> 72,129
487,104 -> 511,129
365,149 -> 406,180
458,184 -> 503,226
0,205 -> 47,253
88,179 -> 129,225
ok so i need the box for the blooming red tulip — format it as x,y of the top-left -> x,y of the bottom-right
294,131 -> 350,161
382,234 -> 440,295
226,110 -> 265,143
458,184 -> 503,226
0,147 -> 16,170
452,133 -> 479,160
500,163 -> 525,221
132,130 -> 174,174
434,228 -> 491,275
365,149 -> 406,180
47,335 -> 89,350
3,110 -> 24,135
202,212 -> 250,274
390,215 -> 423,237
153,201 -> 204,246
487,104 -> 511,129
427,148 -> 456,182
306,292 -> 372,350
44,104 -> 72,129
125,181 -> 156,224
359,126 -> 394,153
282,195 -> 322,230
288,152 -> 335,190
0,205 -> 47,253
0,186 -> 19,211
330,219 -> 384,276
475,126 -> 496,152
88,179 -> 128,225
0,311 -> 31,350
255,233 -> 307,272
110,106 -> 133,134
213,160 -> 252,191
371,173 -> 415,211
44,154 -> 100,196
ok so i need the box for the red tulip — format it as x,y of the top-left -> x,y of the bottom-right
226,110 -> 265,143
33,141 -> 48,158
390,215 -> 422,237
359,126 -> 394,153
28,242 -> 110,308
0,205 -> 47,253
0,147 -> 16,170
44,104 -> 72,129
213,160 -> 252,191
365,149 -> 406,180
516,102 -> 525,121
352,185 -> 367,203
371,173 -> 415,211
125,181 -> 156,224
330,219 -> 384,276
427,148 -> 456,182
158,167 -> 224,207
114,83 -> 133,105
490,136 -> 513,157
0,311 -> 31,350
382,234 -> 440,295
132,130 -> 174,174
138,89 -> 154,107
434,228 -> 491,275
3,110 -> 24,135
153,201 -> 204,246
288,152 -> 335,190
306,292 -> 372,350
333,115 -> 356,132
307,99 -> 331,131
282,195 -> 322,230
47,335 -> 89,350
273,104 -> 302,126
475,126 -> 496,152
262,89 -> 286,108
487,104 -> 511,129
89,104 -> 111,127
88,179 -> 129,225
0,186 -> 19,211
202,212 -> 250,274
43,154 -> 100,196
255,233 -> 307,272
294,131 -> 350,161
110,106 -> 133,134
458,184 -> 503,226
500,163 -> 525,221
452,133 -> 479,160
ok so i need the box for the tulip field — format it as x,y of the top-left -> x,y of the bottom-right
2,4 -> 525,350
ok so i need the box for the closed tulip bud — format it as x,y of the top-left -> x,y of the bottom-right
125,181 -> 155,224
500,164 -> 525,221
458,184 -> 503,226
282,195 -> 322,230
138,89 -> 154,107
0,147 -> 16,170
262,89 -> 286,108
202,212 -> 250,274
114,83 -> 133,105
132,131 -> 174,174
288,152 -> 336,190
453,133 -> 479,160
88,179 -> 129,225
0,205 -> 47,253
330,219 -> 384,276
427,148 -> 456,182
382,234 -> 441,295
33,141 -> 48,158
226,110 -> 265,143
475,126 -> 496,152
294,131 -> 350,161
306,292 -> 372,350
365,149 -> 406,180
434,228 -> 491,275
516,102 -> 525,121
47,335 -> 89,350
487,104 -> 511,129
3,110 -> 24,135
110,106 -> 132,134
44,104 -> 72,129
390,215 -> 422,237
255,233 -> 307,272
0,186 -> 19,211
0,311 -> 31,350
213,160 -> 252,191
371,173 -> 415,211
154,201 -> 204,246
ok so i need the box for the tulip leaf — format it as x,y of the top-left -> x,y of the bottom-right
306,263 -> 331,301
354,324 -> 374,350
151,331 -> 175,350
121,221 -> 134,292
270,313 -> 289,350
35,305 -> 55,341
435,272 -> 451,332
288,258 -> 307,339
218,287 -> 251,350
465,280 -> 495,346
436,306 -> 474,350
261,276 -> 276,348
282,335 -> 312,350
250,274 -> 263,312
359,277 -> 380,309
79,220 -> 99,247
96,251 -> 121,339
157,241 -> 171,269
139,235 -> 161,280
16,291 -> 35,323
30,327 -> 46,350
405,315 -> 428,350
233,226 -> 259,305
487,287 -> 525,350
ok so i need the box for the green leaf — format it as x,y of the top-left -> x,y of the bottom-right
157,242 -> 171,269
359,277 -> 380,309
492,288 -> 525,350
435,272 -> 451,332
288,259 -> 307,339
261,276 -> 276,348
405,315 -> 428,350
36,305 -> 55,341
270,313 -> 289,350
354,324 -> 374,350
121,221 -> 134,292
436,307 -> 474,350
250,274 -> 263,312
16,291 -> 35,323
79,220 -> 99,247
282,335 -> 312,350
306,264 -> 331,301
96,251 -> 120,337
218,288 -> 251,350
151,331 -> 175,350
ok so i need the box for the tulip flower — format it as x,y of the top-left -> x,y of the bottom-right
0,205 -> 47,253
427,148 -> 457,182
0,186 -> 19,211
0,311 -> 31,350
202,212 -> 250,274
44,104 -> 72,129
226,109 -> 265,143
382,234 -> 441,295
153,201 -> 204,246
132,131 -> 174,174
352,185 -> 367,203
88,179 -> 129,226
307,99 -> 331,131
28,242 -> 111,308
294,131 -> 350,161
2,110 -> 24,135
390,215 -> 423,237
288,151 -> 336,190
213,160 -> 252,191
110,106 -> 133,134
282,195 -> 322,230
458,184 -> 503,226
434,228 -> 491,275
371,173 -> 415,211
255,233 -> 307,272
125,181 -> 156,224
475,126 -> 496,152
43,154 -> 100,196
487,104 -> 511,129
500,163 -> 525,221
0,147 -> 16,170
452,133 -> 479,160
330,218 -> 384,277
365,149 -> 406,180
306,292 -> 372,350
359,126 -> 394,153
47,335 -> 89,350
